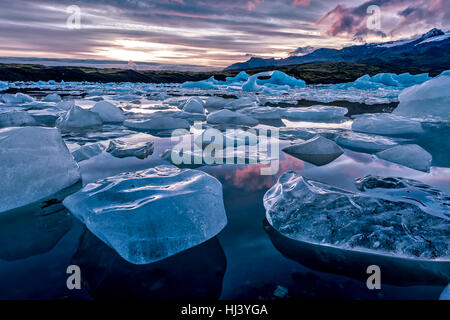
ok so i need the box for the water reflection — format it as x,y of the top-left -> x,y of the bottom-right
264,220 -> 449,286
72,230 -> 227,300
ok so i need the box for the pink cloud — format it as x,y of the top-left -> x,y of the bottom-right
247,0 -> 263,11
317,0 -> 450,40
292,0 -> 312,6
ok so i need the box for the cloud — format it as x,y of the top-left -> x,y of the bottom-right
0,0 -> 448,67
289,45 -> 316,55
317,0 -> 450,40
292,0 -> 311,6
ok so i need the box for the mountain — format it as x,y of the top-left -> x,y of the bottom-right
224,28 -> 450,71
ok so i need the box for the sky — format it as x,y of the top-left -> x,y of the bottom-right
0,0 -> 449,68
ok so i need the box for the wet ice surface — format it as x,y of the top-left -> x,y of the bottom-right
0,75 -> 449,299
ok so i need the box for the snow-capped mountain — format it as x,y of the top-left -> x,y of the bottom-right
225,28 -> 450,71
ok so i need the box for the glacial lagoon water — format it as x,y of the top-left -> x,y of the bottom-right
0,76 -> 449,300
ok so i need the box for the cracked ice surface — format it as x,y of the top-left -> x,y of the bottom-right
264,171 -> 449,260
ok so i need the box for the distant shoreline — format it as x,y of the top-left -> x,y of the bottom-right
0,62 -> 446,85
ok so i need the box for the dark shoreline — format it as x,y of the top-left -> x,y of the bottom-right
0,61 -> 446,85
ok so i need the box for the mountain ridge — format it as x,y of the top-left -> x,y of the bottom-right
225,28 -> 450,71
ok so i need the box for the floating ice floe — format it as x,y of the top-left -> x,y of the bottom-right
91,101 -> 125,123
55,100 -> 75,110
1,93 -> 34,104
194,128 -> 258,149
394,73 -> 450,121
181,80 -> 215,89
256,71 -> 306,88
63,165 -> 227,264
337,73 -> 430,89
173,111 -> 207,122
56,105 -> 103,130
181,70 -> 305,91
124,116 -> 190,131
27,109 -> 60,126
0,127 -> 80,213
207,109 -> 258,126
355,175 -> 450,220
242,76 -> 262,92
376,144 -> 432,172
282,105 -> 348,122
72,142 -> 106,162
226,71 -> 250,83
335,131 -> 399,153
0,110 -> 37,127
42,93 -> 62,103
352,113 -> 423,135
110,94 -> 141,101
180,97 -> 205,114
239,106 -> 282,120
0,81 -> 8,91
163,144 -> 273,167
264,171 -> 449,259
224,97 -> 256,110
106,133 -> 154,159
204,96 -> 230,109
282,136 -> 344,166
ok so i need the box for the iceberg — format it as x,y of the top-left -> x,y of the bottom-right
195,128 -> 258,149
355,175 -> 450,220
91,101 -> 125,123
56,105 -> 103,130
257,71 -> 306,88
335,131 -> 399,153
42,93 -> 62,103
394,74 -> 450,121
376,144 -> 432,172
226,71 -> 250,83
72,142 -> 106,162
223,97 -> 256,110
124,117 -> 190,131
0,110 -> 37,127
1,93 -> 34,104
204,96 -> 230,109
180,97 -> 205,114
242,76 -> 262,92
63,165 -> 227,264
181,81 -> 215,89
173,111 -> 207,122
240,106 -> 282,120
207,109 -> 258,126
55,99 -> 76,110
282,105 -> 348,122
106,133 -> 154,159
282,136 -> 344,166
0,81 -> 8,91
0,127 -> 80,213
28,109 -> 60,126
352,113 -> 423,135
338,73 -> 430,89
264,171 -> 449,259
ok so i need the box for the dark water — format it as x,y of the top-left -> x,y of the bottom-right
0,142 -> 448,300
